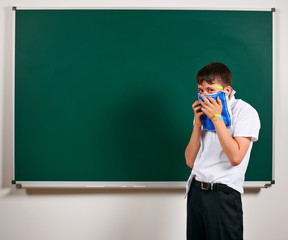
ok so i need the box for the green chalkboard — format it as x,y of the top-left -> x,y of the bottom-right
14,9 -> 273,185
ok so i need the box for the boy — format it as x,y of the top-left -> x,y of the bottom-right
185,62 -> 261,240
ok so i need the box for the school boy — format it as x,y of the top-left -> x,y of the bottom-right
185,62 -> 261,240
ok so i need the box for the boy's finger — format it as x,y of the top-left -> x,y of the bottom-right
199,99 -> 206,106
192,101 -> 200,108
207,96 -> 217,104
201,95 -> 212,105
194,106 -> 201,110
200,103 -> 206,110
217,97 -> 222,105
201,107 -> 207,113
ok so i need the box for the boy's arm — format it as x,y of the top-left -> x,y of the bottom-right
185,124 -> 201,168
212,119 -> 251,166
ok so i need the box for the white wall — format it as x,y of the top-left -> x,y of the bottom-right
1,1 -> 287,239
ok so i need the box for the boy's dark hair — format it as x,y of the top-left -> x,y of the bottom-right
196,62 -> 232,87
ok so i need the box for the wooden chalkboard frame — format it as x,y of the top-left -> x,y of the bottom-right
12,7 -> 275,189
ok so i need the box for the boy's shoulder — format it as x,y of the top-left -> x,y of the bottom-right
232,98 -> 256,110
231,98 -> 259,120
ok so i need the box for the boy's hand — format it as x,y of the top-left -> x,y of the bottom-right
199,95 -> 222,121
192,100 -> 204,127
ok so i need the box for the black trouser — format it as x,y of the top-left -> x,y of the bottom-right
187,178 -> 243,240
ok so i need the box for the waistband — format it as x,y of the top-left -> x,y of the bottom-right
191,178 -> 240,195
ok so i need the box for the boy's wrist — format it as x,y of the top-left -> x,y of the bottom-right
211,114 -> 222,123
211,117 -> 223,124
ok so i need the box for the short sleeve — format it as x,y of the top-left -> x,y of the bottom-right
233,105 -> 261,142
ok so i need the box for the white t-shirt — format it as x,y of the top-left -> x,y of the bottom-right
185,89 -> 261,198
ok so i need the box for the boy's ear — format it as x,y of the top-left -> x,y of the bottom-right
224,86 -> 233,98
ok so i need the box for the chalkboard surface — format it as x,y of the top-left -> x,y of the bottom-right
14,9 -> 273,185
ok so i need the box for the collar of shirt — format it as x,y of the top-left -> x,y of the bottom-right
228,88 -> 237,108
